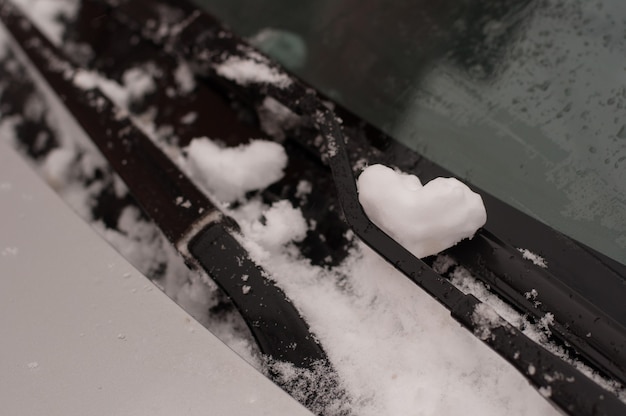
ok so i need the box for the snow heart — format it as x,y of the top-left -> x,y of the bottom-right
357,164 -> 487,258
185,138 -> 288,203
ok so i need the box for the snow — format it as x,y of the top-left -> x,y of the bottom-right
185,138 -> 288,203
180,111 -> 197,124
518,248 -> 548,268
472,303 -> 505,341
295,180 -> 312,201
215,56 -> 292,88
174,61 -> 196,94
357,164 -> 487,258
244,200 -> 308,252
40,147 -> 75,190
26,361 -> 39,370
9,0 -> 79,45
121,66 -> 156,103
73,68 -> 152,110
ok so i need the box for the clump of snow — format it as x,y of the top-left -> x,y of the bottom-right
539,386 -> 552,398
257,96 -> 301,140
265,358 -> 350,416
180,111 -> 197,125
73,66 -> 155,110
121,66 -> 156,104
10,0 -> 79,45
538,313 -> 555,336
472,303 -> 504,340
525,288 -> 539,300
431,254 -> 457,274
26,361 -> 39,370
518,248 -> 548,268
72,69 -> 129,112
245,200 -> 308,252
173,61 -> 195,94
185,138 -> 288,203
295,180 -> 312,202
357,164 -> 487,258
40,147 -> 76,190
215,56 -> 292,88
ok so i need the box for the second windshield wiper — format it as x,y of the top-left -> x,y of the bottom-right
0,0 -> 331,373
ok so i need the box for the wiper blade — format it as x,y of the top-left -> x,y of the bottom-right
0,0 -> 329,371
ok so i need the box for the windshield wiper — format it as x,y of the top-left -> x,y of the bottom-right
0,0 -> 331,376
90,0 -> 626,414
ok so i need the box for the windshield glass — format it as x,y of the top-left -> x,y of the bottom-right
193,0 -> 626,266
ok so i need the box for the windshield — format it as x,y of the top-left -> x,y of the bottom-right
193,0 -> 626,266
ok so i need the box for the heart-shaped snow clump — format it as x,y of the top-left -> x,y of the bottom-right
185,138 -> 287,203
357,164 -> 486,258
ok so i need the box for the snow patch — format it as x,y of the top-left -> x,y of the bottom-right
357,164 -> 487,258
295,180 -> 312,201
180,112 -> 197,125
185,138 -> 288,203
121,66 -> 156,103
472,303 -> 503,340
518,248 -> 548,268
2,246 -> 19,256
10,0 -> 79,45
245,200 -> 308,252
539,386 -> 552,398
41,147 -> 76,190
173,61 -> 195,94
73,66 -> 155,109
215,56 -> 291,88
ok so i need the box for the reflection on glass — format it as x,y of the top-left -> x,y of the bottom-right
193,0 -> 626,265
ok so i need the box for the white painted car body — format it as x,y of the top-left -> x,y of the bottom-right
0,141 -> 312,416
